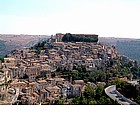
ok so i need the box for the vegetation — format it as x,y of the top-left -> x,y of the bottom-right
31,41 -> 47,53
55,57 -> 140,83
54,99 -> 64,105
54,57 -> 140,104
134,96 -> 140,104
0,40 -> 8,57
0,57 -> 4,62
62,33 -> 98,42
111,79 -> 136,99
71,85 -> 118,105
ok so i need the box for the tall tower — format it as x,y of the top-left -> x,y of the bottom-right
56,33 -> 64,42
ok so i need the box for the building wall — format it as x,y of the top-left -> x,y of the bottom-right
56,33 -> 64,42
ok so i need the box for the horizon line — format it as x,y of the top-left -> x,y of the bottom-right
0,33 -> 139,39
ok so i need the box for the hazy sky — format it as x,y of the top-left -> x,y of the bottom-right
0,0 -> 140,38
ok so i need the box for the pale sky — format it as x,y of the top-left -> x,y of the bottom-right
0,0 -> 140,38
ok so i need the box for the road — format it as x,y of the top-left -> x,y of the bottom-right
105,85 -> 137,105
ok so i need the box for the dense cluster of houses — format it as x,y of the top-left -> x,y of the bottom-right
0,33 -> 119,105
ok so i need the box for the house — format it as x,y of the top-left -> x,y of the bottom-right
25,66 -> 41,82
58,82 -> 71,96
46,86 -> 61,95
85,58 -> 96,71
36,80 -> 48,90
74,80 -> 84,87
4,58 -> 17,68
71,84 -> 82,97
39,89 -> 49,103
56,33 -> 64,42
53,77 -> 65,85
10,81 -> 28,92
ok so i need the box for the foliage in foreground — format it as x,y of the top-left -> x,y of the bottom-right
70,85 -> 118,105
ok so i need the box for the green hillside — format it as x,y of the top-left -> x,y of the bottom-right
0,40 -> 8,57
116,40 -> 140,61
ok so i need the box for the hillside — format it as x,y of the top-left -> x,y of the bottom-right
99,37 -> 140,62
0,40 -> 7,55
0,34 -> 50,57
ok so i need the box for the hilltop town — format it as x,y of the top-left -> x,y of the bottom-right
0,33 -> 140,105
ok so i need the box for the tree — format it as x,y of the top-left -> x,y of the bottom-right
95,84 -> 104,100
83,85 -> 95,99
55,99 -> 64,105
134,96 -> 140,104
62,33 -> 73,42
112,79 -> 136,99
62,33 -> 98,42
0,57 -> 4,62
89,100 -> 97,105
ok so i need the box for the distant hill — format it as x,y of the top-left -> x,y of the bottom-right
0,34 -> 50,57
0,40 -> 8,56
99,37 -> 140,62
